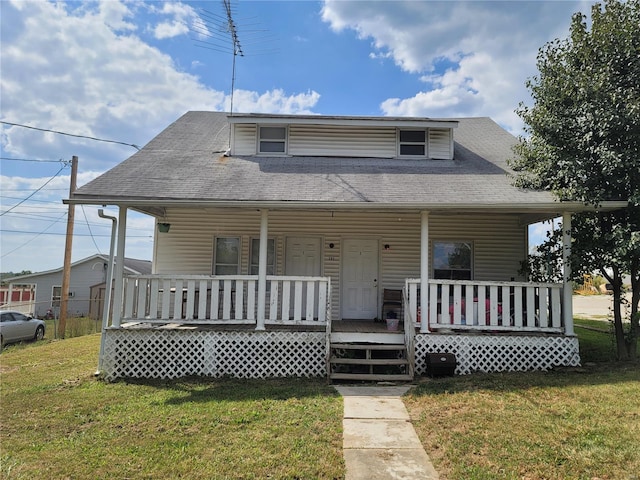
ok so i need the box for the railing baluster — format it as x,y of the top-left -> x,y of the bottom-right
149,278 -> 159,319
173,280 -> 183,320
185,280 -> 196,320
318,281 -> 327,323
161,279 -> 171,319
489,285 -> 499,326
294,280 -> 303,321
247,280 -> 256,320
306,281 -> 315,322
538,287 -> 548,328
452,284 -> 462,325
282,281 -> 291,321
429,283 -> 438,327
198,279 -> 208,320
124,278 -> 135,319
210,279 -> 219,320
222,280 -> 232,320
526,286 -> 536,327
513,286 -> 523,327
501,286 -> 510,327
551,287 -> 561,328
477,285 -> 486,325
269,280 -> 279,320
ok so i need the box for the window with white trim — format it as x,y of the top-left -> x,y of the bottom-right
398,129 -> 427,157
213,237 -> 240,275
258,126 -> 287,154
249,238 -> 276,275
433,241 -> 473,280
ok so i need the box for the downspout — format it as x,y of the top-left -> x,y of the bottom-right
96,209 -> 117,375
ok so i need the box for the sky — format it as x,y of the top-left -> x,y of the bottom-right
0,0 -> 590,274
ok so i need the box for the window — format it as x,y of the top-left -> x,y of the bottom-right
52,286 -> 62,308
433,241 -> 472,280
258,126 -> 287,154
250,238 -> 276,275
398,129 -> 426,157
213,237 -> 240,275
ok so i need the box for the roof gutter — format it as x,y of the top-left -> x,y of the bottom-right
63,197 -> 629,213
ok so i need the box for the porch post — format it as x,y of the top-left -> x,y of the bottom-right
256,209 -> 268,331
562,212 -> 574,335
420,211 -> 430,333
111,206 -> 127,328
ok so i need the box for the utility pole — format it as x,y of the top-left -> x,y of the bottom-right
58,156 -> 78,339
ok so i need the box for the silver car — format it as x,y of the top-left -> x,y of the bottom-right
0,310 -> 46,350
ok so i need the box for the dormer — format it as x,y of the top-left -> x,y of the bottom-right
228,114 -> 458,160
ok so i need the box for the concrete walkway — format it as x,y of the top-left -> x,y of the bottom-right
335,385 -> 439,480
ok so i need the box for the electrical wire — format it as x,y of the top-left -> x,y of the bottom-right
0,157 -> 65,163
0,212 -> 67,259
0,163 -> 68,217
0,121 -> 141,151
81,205 -> 102,255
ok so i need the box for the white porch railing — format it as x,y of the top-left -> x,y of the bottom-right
405,279 -> 567,334
119,275 -> 331,327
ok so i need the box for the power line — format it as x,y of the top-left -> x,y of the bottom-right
0,157 -> 66,163
0,163 -> 68,217
0,229 -> 151,238
0,121 -> 141,151
81,205 -> 102,255
0,212 -> 68,259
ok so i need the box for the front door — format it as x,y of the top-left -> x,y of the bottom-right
342,238 -> 378,319
285,237 -> 322,318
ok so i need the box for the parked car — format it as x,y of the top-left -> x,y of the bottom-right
0,310 -> 45,350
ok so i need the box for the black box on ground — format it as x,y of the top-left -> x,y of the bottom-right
425,353 -> 457,377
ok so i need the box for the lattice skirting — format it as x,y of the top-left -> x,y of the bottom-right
102,329 -> 326,382
414,334 -> 580,375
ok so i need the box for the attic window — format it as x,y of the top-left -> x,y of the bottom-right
258,126 -> 287,154
398,129 -> 426,157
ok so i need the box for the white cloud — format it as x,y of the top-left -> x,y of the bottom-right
321,0 -> 586,133
0,0 -> 321,272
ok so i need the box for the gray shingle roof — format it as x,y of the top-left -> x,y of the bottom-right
73,111 -> 562,210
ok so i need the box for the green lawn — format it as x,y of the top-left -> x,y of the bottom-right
0,335 -> 344,479
405,319 -> 640,479
2,321 -> 638,479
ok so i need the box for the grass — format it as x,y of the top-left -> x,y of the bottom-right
405,319 -> 640,480
44,316 -> 102,339
0,335 -> 344,479
2,320 -> 639,479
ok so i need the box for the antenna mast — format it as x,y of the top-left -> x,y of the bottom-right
223,0 -> 243,117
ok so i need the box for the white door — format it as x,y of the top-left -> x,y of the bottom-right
342,238 -> 378,319
285,237 -> 322,318
285,237 -> 322,277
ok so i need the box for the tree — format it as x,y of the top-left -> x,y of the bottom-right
510,0 -> 640,359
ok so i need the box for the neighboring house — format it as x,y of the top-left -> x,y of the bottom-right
0,284 -> 35,315
5,255 -> 151,318
69,112 -> 625,381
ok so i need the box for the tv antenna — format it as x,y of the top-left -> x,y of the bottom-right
192,1 -> 278,114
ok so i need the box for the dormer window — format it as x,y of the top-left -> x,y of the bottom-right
258,126 -> 287,154
398,129 -> 426,157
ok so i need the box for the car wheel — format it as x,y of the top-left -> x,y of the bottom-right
34,326 -> 45,341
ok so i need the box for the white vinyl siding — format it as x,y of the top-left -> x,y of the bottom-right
232,122 -> 454,160
428,128 -> 453,160
154,209 -> 527,320
288,125 -> 397,158
232,124 -> 257,155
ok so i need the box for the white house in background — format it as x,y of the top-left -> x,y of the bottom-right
67,112 -> 626,382
5,255 -> 151,318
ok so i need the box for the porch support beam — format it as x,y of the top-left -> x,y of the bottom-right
256,209 -> 268,330
562,212 -> 574,335
420,211 -> 430,333
111,206 -> 127,328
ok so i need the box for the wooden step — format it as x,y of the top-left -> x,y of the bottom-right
330,357 -> 409,366
329,373 -> 413,381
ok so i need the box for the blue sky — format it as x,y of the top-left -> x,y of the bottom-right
1,0 -> 588,273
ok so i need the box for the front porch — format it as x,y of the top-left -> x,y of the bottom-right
98,274 -> 580,381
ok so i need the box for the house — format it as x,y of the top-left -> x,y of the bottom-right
68,112 -> 625,381
4,255 -> 151,319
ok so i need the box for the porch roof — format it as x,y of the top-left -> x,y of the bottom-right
70,111 -> 625,218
